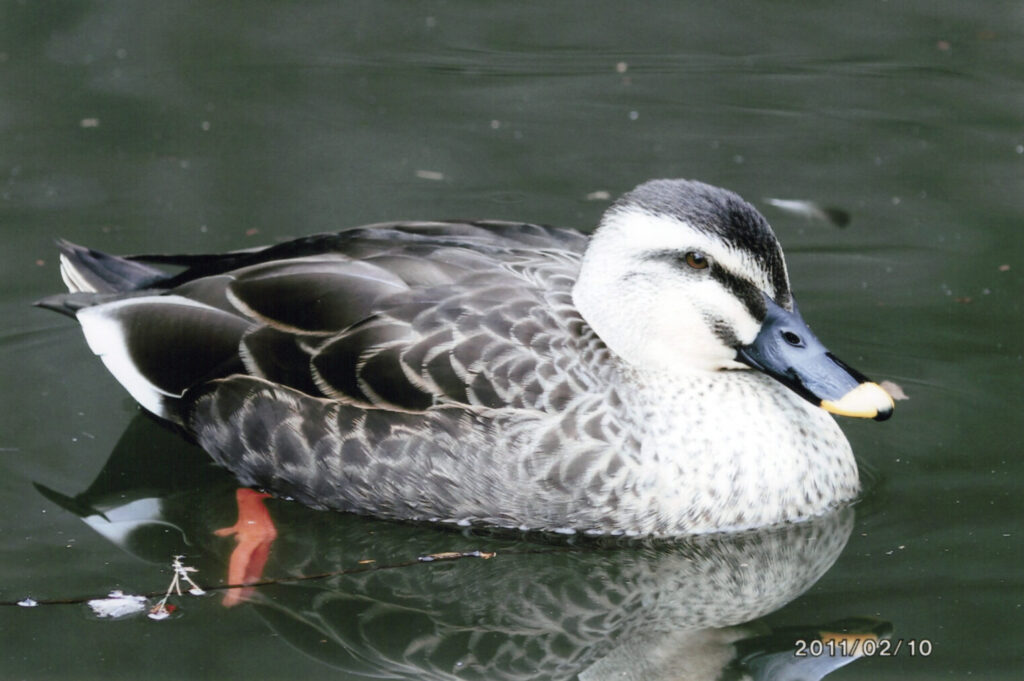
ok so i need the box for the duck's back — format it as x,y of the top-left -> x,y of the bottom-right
43,221 -> 642,528
49,221 -> 606,411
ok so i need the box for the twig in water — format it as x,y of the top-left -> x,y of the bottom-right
148,555 -> 206,620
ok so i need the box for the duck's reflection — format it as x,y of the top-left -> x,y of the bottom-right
36,415 -> 890,680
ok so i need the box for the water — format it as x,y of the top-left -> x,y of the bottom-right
1,1 -> 1022,678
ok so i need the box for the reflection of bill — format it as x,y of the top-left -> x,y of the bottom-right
724,618 -> 895,680
584,617 -> 895,681
795,635 -> 932,658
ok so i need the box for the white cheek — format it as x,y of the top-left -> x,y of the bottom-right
645,278 -> 759,371
584,273 -> 761,374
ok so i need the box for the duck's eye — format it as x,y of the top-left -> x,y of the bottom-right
683,251 -> 709,270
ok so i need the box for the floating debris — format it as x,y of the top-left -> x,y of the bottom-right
765,198 -> 851,228
418,550 -> 497,563
879,380 -> 909,401
79,118 -> 100,129
419,551 -> 463,562
149,556 -> 205,620
415,170 -> 445,181
173,556 -> 205,595
88,590 -> 147,619
585,190 -> 611,201
148,603 -> 177,621
17,598 -> 38,608
998,264 -> 1011,272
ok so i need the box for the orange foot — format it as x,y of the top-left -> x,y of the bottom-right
214,488 -> 278,607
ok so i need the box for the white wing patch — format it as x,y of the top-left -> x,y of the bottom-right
76,296 -> 233,418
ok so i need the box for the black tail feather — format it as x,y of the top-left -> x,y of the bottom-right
57,239 -> 169,293
33,292 -> 111,318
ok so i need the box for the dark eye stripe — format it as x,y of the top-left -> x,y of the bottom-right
709,268 -> 767,320
700,312 -> 738,346
641,248 -> 774,319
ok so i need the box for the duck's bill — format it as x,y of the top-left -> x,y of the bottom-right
735,295 -> 894,421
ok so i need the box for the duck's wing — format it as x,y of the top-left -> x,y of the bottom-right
48,221 -> 611,420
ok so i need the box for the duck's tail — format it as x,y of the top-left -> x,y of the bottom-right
55,239 -> 169,294
34,240 -> 171,318
36,241 -> 250,421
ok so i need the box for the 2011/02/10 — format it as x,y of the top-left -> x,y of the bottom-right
794,638 -> 933,657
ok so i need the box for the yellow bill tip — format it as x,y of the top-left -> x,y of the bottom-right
821,382 -> 895,420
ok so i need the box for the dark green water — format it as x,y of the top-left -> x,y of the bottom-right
1,2 -> 1022,679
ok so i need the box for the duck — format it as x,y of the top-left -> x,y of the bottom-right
38,179 -> 893,536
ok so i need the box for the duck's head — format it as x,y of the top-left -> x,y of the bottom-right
573,179 -> 893,421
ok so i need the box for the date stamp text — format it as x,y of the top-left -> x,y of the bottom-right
795,638 -> 932,657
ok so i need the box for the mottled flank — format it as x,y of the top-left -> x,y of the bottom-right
41,179 -> 870,536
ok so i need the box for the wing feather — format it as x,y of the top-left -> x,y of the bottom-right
60,220 -> 604,416
226,258 -> 409,333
